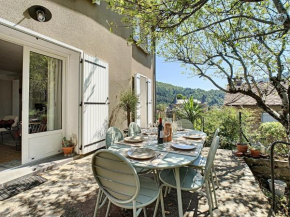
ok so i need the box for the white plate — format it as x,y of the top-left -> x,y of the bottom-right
171,143 -> 196,150
183,134 -> 203,140
124,136 -> 144,143
127,148 -> 156,160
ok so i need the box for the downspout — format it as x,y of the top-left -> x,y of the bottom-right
153,40 -> 157,123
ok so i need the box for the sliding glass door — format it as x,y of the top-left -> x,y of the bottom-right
22,47 -> 65,163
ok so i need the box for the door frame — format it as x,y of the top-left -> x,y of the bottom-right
0,21 -> 82,164
22,46 -> 67,164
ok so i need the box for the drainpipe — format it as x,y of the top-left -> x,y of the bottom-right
153,40 -> 157,123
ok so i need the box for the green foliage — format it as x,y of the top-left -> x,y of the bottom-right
174,96 -> 203,124
119,89 -> 138,126
203,107 -> 254,149
257,122 -> 289,156
106,0 -> 290,133
157,81 -> 225,107
176,94 -> 186,99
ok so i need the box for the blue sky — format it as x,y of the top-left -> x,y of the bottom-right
156,56 -> 227,91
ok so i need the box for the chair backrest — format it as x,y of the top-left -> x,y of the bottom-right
3,115 -> 18,128
128,122 -> 141,137
106,127 -> 124,149
213,128 -> 219,138
92,149 -> 140,204
204,136 -> 220,180
180,119 -> 194,130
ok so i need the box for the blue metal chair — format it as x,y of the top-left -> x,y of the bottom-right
128,122 -> 141,137
105,127 -> 124,149
159,136 -> 220,217
92,149 -> 165,217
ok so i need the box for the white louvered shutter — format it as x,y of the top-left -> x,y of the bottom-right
147,78 -> 153,125
81,54 -> 109,154
134,73 -> 141,126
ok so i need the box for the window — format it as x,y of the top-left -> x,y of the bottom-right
29,52 -> 62,134
261,112 -> 277,123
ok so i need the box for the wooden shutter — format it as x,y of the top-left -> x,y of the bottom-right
134,73 -> 141,126
81,54 -> 109,154
147,78 -> 153,125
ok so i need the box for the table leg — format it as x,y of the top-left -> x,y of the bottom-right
175,167 -> 183,217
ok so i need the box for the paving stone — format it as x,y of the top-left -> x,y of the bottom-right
0,149 -> 274,217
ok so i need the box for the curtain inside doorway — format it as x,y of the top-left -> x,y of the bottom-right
29,52 -> 62,134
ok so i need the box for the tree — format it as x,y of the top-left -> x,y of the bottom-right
107,0 -> 290,136
119,89 -> 138,127
176,93 -> 186,99
174,96 -> 203,124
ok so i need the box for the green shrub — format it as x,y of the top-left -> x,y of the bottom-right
258,122 -> 289,156
202,106 -> 254,149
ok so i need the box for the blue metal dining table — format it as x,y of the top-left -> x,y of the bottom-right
109,130 -> 206,217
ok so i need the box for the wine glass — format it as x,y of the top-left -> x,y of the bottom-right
148,127 -> 156,145
177,120 -> 182,131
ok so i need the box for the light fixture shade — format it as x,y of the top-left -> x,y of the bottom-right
28,5 -> 52,22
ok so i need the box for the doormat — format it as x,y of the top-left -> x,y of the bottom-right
0,175 -> 47,201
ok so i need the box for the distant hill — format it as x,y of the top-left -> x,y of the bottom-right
156,81 -> 225,106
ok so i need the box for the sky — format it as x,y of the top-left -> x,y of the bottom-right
156,56 -> 227,91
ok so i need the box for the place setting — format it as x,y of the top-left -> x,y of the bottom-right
161,141 -> 201,156
126,147 -> 167,166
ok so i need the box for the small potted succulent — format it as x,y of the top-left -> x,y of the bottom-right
62,137 -> 74,155
249,144 -> 261,158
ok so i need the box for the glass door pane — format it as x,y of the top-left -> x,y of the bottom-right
29,52 -> 62,134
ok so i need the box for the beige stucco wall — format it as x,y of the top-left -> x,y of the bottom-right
0,0 -> 154,130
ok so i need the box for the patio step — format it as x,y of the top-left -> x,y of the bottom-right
0,154 -> 80,187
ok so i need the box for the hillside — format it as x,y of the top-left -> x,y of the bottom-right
157,81 -> 225,106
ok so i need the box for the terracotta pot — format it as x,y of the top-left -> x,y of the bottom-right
62,146 -> 74,155
235,151 -> 243,157
250,149 -> 261,158
236,143 -> 248,153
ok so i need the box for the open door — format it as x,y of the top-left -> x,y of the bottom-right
22,47 -> 65,164
81,54 -> 109,154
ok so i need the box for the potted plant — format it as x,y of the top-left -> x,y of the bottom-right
236,142 -> 248,153
249,145 -> 261,158
62,137 -> 74,155
119,89 -> 138,127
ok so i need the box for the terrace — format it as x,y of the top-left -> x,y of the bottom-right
0,147 -> 273,217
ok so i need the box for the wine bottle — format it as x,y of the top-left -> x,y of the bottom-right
158,117 -> 164,144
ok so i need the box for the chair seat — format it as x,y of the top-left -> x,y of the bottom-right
190,155 -> 207,169
135,167 -> 151,174
159,167 -> 204,191
112,176 -> 159,209
0,128 -> 8,132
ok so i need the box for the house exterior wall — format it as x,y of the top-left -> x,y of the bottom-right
229,105 -> 282,129
0,0 -> 154,130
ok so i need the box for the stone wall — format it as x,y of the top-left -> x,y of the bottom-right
232,105 -> 282,130
244,157 -> 290,186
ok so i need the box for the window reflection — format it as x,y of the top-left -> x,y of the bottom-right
29,52 -> 62,134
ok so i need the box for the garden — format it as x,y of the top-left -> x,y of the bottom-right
160,97 -> 290,216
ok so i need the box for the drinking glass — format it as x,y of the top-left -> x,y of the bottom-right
177,120 -> 182,131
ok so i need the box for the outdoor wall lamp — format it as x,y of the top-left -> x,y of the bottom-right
28,5 -> 52,22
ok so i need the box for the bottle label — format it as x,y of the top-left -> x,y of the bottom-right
160,130 -> 164,138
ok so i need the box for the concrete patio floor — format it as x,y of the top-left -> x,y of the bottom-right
0,149 -> 274,217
